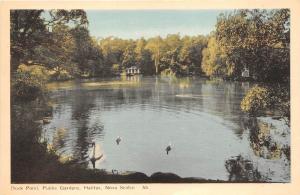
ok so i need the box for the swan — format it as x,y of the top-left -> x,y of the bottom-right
90,142 -> 103,169
112,169 -> 119,175
116,136 -> 121,145
166,143 -> 172,155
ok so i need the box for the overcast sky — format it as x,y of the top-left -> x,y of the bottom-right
86,10 -> 230,39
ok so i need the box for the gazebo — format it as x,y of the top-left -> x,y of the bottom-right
126,66 -> 140,75
242,68 -> 250,78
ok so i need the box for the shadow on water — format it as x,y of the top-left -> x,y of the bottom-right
11,97 -> 55,182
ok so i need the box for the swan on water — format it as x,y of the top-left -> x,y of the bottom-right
166,143 -> 172,155
116,136 -> 121,145
112,169 -> 119,175
90,142 -> 103,169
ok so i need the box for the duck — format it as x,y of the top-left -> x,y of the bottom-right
116,136 -> 121,145
166,143 -> 172,155
90,142 -> 103,169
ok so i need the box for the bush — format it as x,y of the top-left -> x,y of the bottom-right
161,68 -> 176,77
55,70 -> 73,81
17,64 -> 49,81
241,85 -> 271,115
12,64 -> 49,101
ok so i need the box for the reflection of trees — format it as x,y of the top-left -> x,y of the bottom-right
225,116 -> 290,182
70,91 -> 103,165
52,128 -> 67,153
244,117 -> 288,160
75,78 -> 254,124
165,76 -> 191,89
225,155 -> 262,182
155,77 -> 203,112
52,77 -> 206,165
201,80 -> 247,116
64,77 -> 204,115
200,80 -> 251,138
47,77 -> 291,176
71,91 -> 96,120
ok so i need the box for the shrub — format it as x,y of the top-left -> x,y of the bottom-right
12,64 -> 49,101
161,68 -> 176,77
17,64 -> 49,81
241,85 -> 271,115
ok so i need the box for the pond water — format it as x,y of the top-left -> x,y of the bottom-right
42,76 -> 290,182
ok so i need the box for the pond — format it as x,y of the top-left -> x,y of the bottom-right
40,76 -> 290,182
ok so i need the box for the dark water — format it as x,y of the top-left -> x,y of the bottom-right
41,76 -> 290,182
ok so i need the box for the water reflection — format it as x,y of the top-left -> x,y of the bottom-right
224,116 -> 290,182
245,117 -> 290,160
39,76 -> 289,181
52,128 -> 68,154
225,155 -> 262,182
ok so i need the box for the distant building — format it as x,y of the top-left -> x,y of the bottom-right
242,68 -> 250,78
126,66 -> 140,75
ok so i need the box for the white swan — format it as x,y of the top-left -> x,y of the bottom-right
90,142 -> 103,169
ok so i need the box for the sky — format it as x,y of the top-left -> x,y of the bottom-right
86,10 -> 229,39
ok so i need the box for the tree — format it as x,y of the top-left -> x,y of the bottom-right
67,26 -> 104,78
241,84 -> 290,124
12,64 -> 49,101
201,35 -> 227,77
164,34 -> 182,51
32,24 -> 78,79
145,36 -> 166,74
10,10 -> 48,72
135,38 -> 154,75
241,85 -> 271,115
10,9 -> 92,100
179,35 -> 208,75
215,9 -> 290,82
100,37 -> 129,75
122,41 -> 137,69
161,34 -> 182,75
10,9 -> 89,73
46,10 -> 88,27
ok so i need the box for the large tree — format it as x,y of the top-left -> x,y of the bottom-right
10,10 -> 47,72
215,9 -> 290,82
10,9 -> 89,73
179,35 -> 208,75
145,36 -> 166,74
135,38 -> 154,75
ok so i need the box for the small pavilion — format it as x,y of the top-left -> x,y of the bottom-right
126,66 -> 140,75
242,68 -> 250,78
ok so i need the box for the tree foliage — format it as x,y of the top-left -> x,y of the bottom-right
201,35 -> 228,77
241,86 -> 271,115
212,9 -> 290,82
241,84 -> 290,122
10,9 -> 88,73
12,64 -> 49,101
